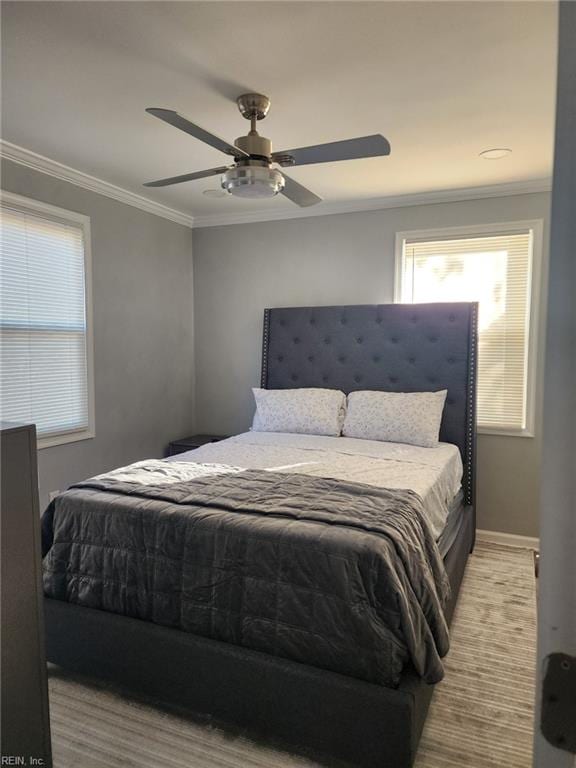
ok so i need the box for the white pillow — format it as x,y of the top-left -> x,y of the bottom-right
343,390 -> 448,448
251,387 -> 346,437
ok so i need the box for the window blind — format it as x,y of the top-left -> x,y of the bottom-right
0,204 -> 90,440
399,231 -> 533,432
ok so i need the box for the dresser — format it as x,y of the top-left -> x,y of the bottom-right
1,423 -> 52,766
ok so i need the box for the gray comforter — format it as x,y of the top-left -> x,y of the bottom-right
42,460 -> 451,687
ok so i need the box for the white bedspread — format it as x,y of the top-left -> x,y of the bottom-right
169,432 -> 462,539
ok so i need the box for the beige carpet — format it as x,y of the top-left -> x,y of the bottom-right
415,540 -> 537,768
48,540 -> 537,768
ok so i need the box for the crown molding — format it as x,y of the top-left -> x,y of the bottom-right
0,141 -> 194,228
193,177 -> 552,228
1,140 -> 551,231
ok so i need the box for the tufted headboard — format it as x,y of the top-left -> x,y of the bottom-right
261,303 -> 478,506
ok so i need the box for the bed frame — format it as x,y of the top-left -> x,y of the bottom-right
44,302 -> 478,768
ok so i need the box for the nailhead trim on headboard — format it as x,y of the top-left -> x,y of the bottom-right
261,308 -> 271,388
464,302 -> 478,506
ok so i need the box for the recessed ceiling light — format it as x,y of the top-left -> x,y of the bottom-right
479,148 -> 512,160
203,189 -> 228,198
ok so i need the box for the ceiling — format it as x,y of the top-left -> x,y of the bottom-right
1,1 -> 558,224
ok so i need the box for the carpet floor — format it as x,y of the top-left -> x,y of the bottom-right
48,540 -> 537,768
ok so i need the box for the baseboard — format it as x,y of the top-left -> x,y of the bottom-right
477,528 -> 540,550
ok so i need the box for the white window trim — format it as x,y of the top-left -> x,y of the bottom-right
1,190 -> 95,449
393,219 -> 544,438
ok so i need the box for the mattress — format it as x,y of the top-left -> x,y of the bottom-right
169,431 -> 463,541
437,489 -> 465,557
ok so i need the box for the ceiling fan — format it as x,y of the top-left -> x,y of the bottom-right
144,93 -> 391,207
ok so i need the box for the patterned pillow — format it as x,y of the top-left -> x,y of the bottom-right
251,387 -> 347,437
343,390 -> 448,448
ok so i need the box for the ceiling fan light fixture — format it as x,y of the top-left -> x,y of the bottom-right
221,166 -> 285,199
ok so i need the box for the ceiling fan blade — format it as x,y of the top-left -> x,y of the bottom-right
273,135 -> 390,167
143,166 -> 230,188
281,174 -> 322,208
146,108 -> 248,159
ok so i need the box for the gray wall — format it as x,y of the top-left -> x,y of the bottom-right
193,193 -> 550,538
1,159 -> 195,509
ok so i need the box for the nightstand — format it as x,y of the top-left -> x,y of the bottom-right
166,434 -> 226,457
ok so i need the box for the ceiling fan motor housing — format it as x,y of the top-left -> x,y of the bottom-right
234,133 -> 272,159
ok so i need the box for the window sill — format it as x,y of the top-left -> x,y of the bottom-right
38,429 -> 95,450
478,427 -> 535,438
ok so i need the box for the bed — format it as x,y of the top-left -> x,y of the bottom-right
43,302 -> 478,768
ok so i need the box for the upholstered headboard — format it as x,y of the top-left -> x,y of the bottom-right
260,302 -> 478,505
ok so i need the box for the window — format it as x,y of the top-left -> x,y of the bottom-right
395,221 -> 543,436
0,192 -> 94,448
